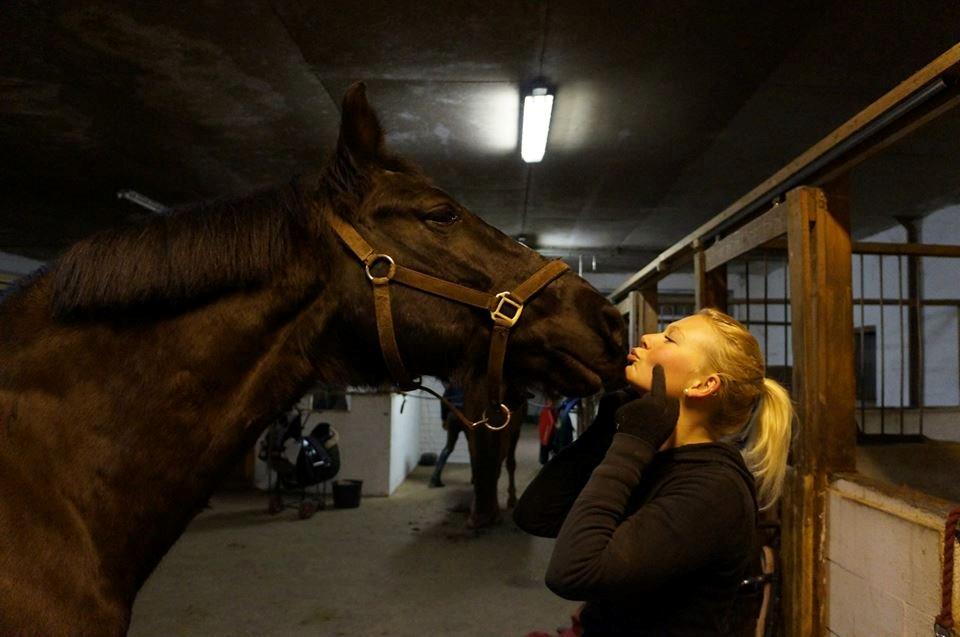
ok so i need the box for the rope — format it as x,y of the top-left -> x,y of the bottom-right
936,506 -> 960,633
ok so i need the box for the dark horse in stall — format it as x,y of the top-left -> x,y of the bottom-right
0,83 -> 625,635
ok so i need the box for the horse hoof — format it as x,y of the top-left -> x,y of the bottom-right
298,501 -> 317,520
267,495 -> 283,515
466,511 -> 502,529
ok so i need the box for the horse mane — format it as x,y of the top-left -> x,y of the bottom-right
49,137 -> 427,319
51,184 -> 308,317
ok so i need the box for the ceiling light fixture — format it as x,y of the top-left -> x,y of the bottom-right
521,84 -> 554,163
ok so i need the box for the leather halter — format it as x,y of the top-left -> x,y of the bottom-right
329,214 -> 569,431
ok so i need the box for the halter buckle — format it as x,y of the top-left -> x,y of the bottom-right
491,292 -> 524,327
365,254 -> 397,284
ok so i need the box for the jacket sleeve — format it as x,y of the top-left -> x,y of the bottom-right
512,392 -> 626,538
544,433 -> 749,601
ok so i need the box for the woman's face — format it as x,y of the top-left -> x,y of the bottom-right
624,314 -> 714,397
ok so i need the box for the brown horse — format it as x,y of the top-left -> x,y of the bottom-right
0,83 -> 625,635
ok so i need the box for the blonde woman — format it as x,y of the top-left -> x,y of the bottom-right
515,309 -> 793,636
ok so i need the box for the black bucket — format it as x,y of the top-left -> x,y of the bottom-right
332,479 -> 363,508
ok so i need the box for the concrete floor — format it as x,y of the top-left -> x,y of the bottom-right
129,425 -> 572,637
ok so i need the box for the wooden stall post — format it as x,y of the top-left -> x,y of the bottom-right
637,285 -> 658,339
694,241 -> 728,312
781,184 -> 857,637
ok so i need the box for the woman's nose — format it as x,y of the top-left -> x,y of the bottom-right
639,334 -> 650,349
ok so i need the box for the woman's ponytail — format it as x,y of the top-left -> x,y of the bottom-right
741,377 -> 794,510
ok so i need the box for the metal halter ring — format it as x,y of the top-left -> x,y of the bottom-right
478,403 -> 512,431
364,254 -> 396,284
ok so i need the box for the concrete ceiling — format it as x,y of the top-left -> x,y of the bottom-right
2,1 -> 959,279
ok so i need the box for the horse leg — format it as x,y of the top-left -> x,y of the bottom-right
466,424 -> 503,529
506,422 -> 520,508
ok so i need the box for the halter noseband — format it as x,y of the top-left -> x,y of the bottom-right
330,214 -> 569,431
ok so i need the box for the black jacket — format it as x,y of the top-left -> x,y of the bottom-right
514,399 -> 758,636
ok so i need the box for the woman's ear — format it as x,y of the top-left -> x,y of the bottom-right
685,373 -> 721,399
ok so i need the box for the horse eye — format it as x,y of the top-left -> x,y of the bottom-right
422,206 -> 460,225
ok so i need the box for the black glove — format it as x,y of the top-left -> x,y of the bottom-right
568,388 -> 642,464
614,364 -> 680,450
591,388 -> 641,434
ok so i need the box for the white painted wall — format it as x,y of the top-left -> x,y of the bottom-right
389,392 -> 421,494
827,476 -> 959,636
316,392 -> 392,496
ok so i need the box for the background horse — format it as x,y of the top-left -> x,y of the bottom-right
0,83 -> 625,635
462,385 -> 529,529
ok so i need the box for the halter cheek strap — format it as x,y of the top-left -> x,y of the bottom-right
329,213 -> 569,431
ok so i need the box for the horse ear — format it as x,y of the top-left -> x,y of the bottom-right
336,82 -> 386,165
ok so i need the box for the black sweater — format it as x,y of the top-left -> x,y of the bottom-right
514,403 -> 758,636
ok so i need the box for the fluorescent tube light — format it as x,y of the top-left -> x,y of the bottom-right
521,87 -> 554,163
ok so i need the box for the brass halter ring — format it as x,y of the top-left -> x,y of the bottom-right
477,403 -> 512,431
364,254 -> 396,284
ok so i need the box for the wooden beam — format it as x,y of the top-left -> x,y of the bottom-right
818,90 -> 960,185
853,241 -> 960,258
611,42 -> 960,303
609,248 -> 692,303
703,203 -> 789,272
782,185 -> 857,637
764,238 -> 960,259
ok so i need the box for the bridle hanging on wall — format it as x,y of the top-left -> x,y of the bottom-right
329,214 -> 569,431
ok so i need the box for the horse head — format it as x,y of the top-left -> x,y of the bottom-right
311,83 -> 626,398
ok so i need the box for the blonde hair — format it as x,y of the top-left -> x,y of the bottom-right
695,308 -> 794,511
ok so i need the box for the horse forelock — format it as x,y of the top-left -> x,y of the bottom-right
50,185 -> 308,318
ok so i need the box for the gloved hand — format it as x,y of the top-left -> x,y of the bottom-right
571,388 -> 642,463
614,364 -> 680,450
592,387 -> 642,434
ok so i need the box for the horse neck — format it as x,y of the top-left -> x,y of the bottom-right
8,253 -> 357,607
